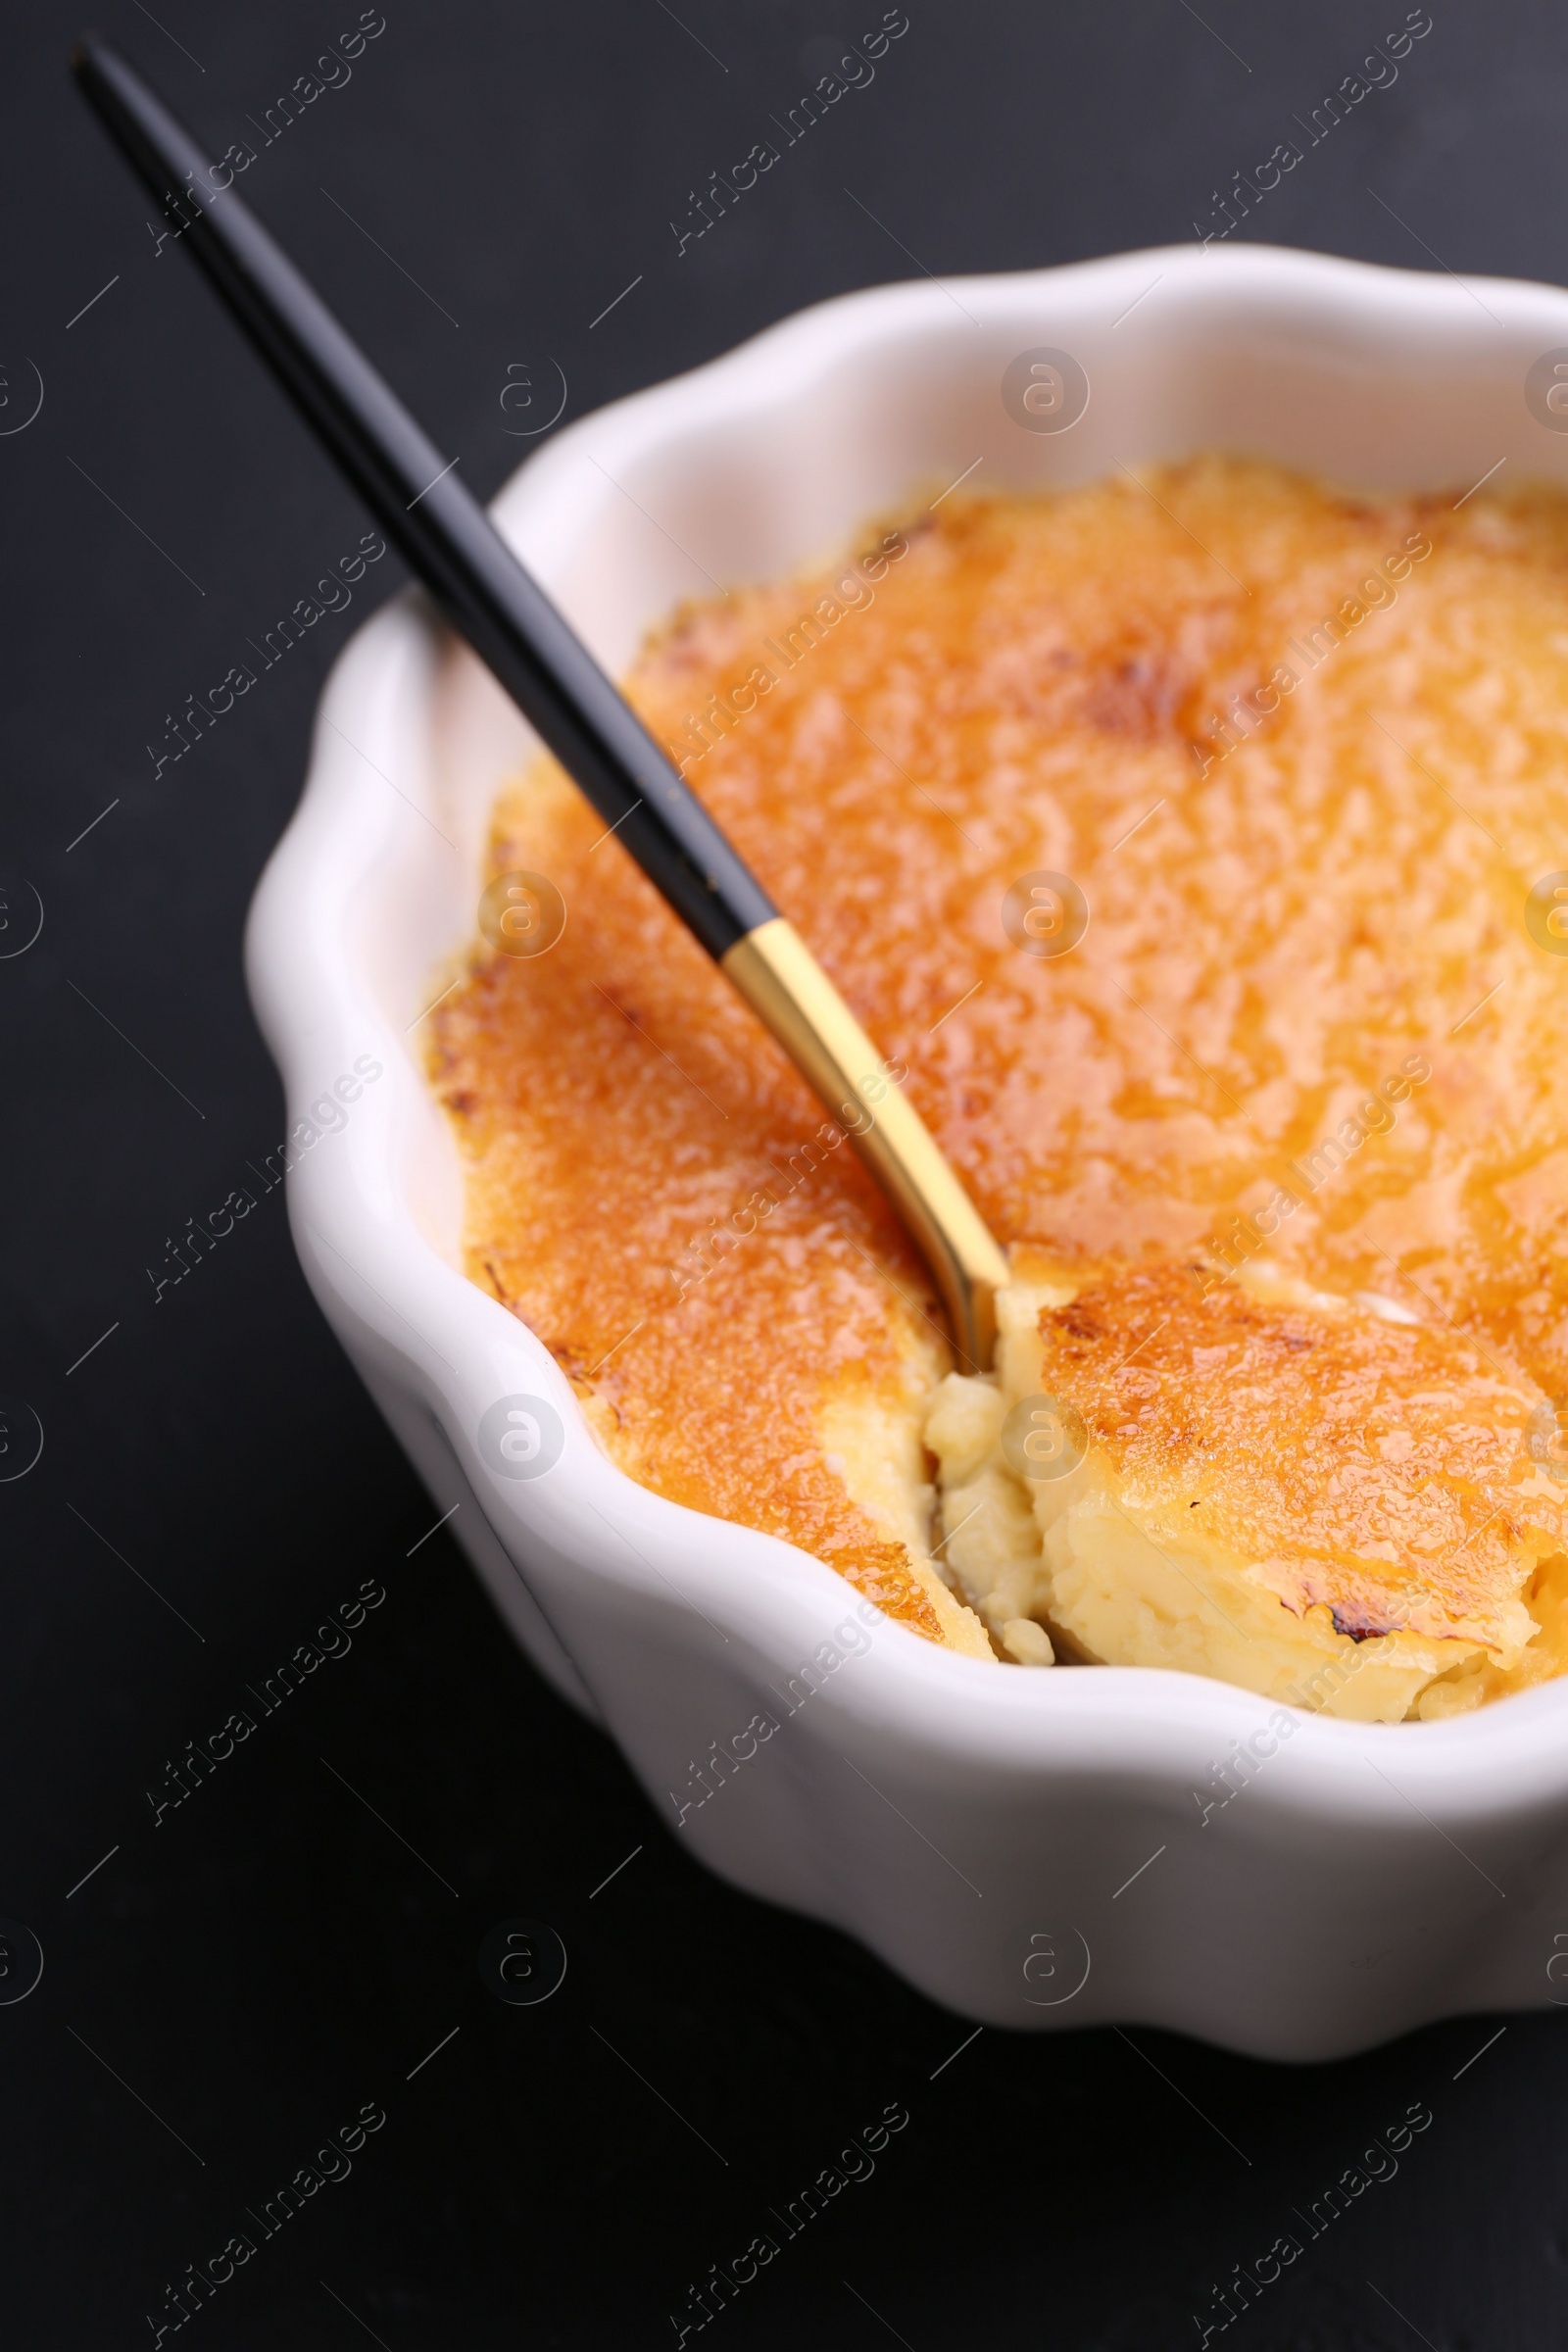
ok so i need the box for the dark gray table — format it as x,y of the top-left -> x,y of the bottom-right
3,2 -> 1561,2342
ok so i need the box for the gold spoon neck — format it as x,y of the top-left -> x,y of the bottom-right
720,917 -> 1007,1372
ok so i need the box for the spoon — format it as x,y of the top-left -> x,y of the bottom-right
73,38 -> 1009,1366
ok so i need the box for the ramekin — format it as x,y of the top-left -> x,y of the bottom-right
246,244 -> 1568,2058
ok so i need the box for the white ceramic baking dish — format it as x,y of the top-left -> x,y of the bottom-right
246,243 -> 1568,2059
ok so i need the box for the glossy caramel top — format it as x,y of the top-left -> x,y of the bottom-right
431,459 -> 1568,1644
1033,1260 -> 1560,1653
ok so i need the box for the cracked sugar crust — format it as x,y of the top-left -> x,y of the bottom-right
430,456 -> 1568,1681
1033,1260 -> 1558,1660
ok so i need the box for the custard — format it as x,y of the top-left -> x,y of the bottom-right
429,458 -> 1568,1718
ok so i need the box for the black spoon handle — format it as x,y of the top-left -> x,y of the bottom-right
72,36 -> 774,960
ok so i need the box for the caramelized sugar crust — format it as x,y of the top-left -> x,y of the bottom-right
1035,1262 -> 1561,1653
431,458 -> 1568,1653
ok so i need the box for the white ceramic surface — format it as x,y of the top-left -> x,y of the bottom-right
246,244 -> 1568,2059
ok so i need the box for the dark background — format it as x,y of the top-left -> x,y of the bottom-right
2,1 -> 1564,2344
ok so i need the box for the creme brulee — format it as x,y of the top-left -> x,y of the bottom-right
428,457 -> 1568,1720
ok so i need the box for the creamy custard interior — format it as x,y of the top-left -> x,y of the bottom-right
429,458 -> 1568,1720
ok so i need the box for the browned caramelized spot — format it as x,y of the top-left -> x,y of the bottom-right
432,459 -> 1568,1645
1081,643 -> 1195,740
1036,1261 -> 1562,1650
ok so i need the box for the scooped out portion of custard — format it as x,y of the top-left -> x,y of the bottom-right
429,455 -> 1568,1720
928,1257 -> 1568,1723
